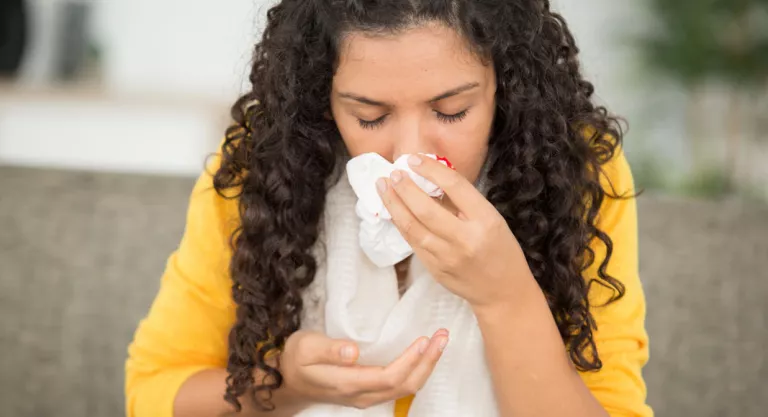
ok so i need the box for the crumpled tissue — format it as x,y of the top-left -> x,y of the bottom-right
346,152 -> 450,267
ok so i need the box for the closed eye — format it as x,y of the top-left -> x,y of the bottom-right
358,115 -> 388,130
435,109 -> 468,123
358,109 -> 469,129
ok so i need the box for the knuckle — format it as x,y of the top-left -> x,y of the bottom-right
461,233 -> 481,258
412,204 -> 431,220
464,241 -> 479,259
442,254 -> 460,270
383,372 -> 403,390
304,342 -> 325,363
416,233 -> 433,250
489,213 -> 506,229
402,381 -> 420,395
291,333 -> 310,358
445,172 -> 463,189
400,219 -> 414,237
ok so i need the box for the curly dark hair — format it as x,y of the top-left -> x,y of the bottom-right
213,0 -> 627,410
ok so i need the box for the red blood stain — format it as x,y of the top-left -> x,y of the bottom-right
435,155 -> 455,170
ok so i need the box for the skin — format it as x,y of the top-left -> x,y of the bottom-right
174,23 -> 607,417
330,24 -> 495,182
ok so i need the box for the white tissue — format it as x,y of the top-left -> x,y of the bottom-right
346,152 -> 447,267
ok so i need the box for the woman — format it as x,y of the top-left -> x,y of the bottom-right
126,0 -> 652,416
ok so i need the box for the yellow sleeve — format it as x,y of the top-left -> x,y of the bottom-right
125,155 -> 239,417
578,149 -> 654,417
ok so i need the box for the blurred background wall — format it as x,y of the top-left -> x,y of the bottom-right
1,1 -> 767,416
1,0 -> 265,174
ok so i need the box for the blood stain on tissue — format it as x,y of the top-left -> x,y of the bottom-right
436,155 -> 455,170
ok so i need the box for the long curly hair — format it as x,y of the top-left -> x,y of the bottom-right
213,0 -> 627,410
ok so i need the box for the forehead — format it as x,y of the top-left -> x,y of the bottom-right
333,24 -> 491,99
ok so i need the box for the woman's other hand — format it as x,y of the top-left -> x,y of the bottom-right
275,328 -> 449,410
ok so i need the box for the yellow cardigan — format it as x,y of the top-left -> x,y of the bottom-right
126,150 -> 653,417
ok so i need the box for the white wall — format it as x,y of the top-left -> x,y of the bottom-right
19,0 -> 272,99
2,0 -> 273,175
0,99 -> 222,175
96,0 -> 272,102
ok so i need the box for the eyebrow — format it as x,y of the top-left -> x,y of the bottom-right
337,82 -> 480,107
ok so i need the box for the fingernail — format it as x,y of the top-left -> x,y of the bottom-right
376,178 -> 387,193
438,337 -> 449,352
341,345 -> 355,360
418,339 -> 429,354
390,170 -> 403,184
408,154 -> 422,166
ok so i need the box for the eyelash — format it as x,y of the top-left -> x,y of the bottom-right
357,109 -> 469,130
436,109 -> 468,124
358,115 -> 387,130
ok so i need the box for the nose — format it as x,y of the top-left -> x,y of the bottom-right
392,114 -> 436,162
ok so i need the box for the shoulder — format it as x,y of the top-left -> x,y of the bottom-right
171,151 -> 241,308
599,146 -> 635,199
188,152 -> 242,242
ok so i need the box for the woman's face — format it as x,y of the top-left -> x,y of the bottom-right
330,23 -> 496,184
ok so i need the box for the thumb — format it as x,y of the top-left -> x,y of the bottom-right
298,332 -> 359,366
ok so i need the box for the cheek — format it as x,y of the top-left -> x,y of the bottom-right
335,117 -> 393,158
330,100 -> 384,157
445,148 -> 488,184
436,113 -> 492,183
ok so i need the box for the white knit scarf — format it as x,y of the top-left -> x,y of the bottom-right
296,170 -> 499,417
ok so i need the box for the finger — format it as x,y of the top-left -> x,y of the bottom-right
377,336 -> 431,390
356,329 -> 449,399
388,169 -> 463,241
406,154 -> 492,219
297,332 -> 359,366
331,336 -> 430,395
401,330 -> 450,393
377,178 -> 445,253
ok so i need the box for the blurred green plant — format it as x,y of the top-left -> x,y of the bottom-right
639,0 -> 768,89
637,0 -> 768,197
631,154 -> 670,191
678,167 -> 731,198
631,152 -> 735,199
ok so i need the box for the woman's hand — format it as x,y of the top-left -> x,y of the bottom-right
276,329 -> 449,410
376,154 -> 534,310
